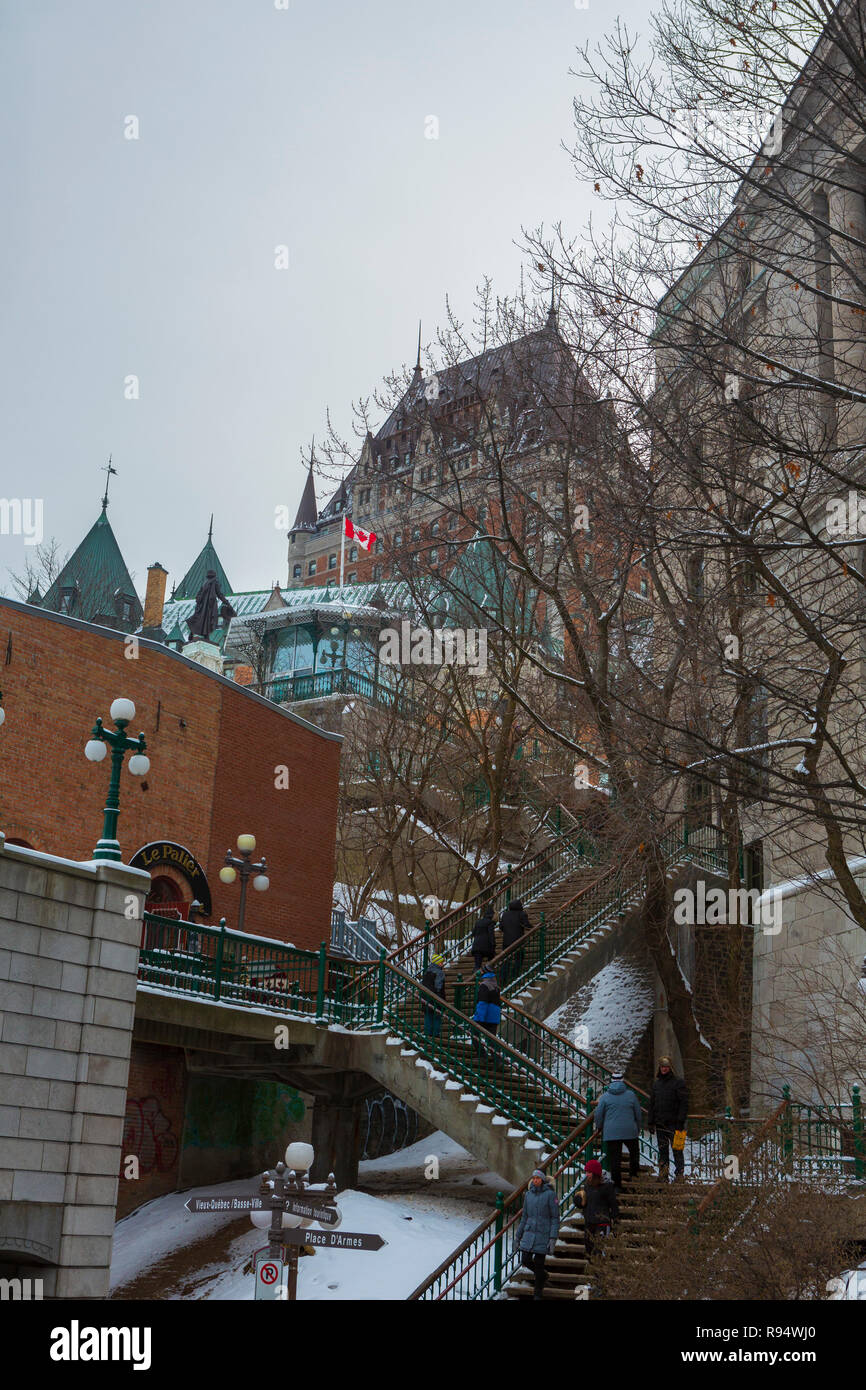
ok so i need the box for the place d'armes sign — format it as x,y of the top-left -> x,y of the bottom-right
130,841 -> 213,915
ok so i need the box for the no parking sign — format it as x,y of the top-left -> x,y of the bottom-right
254,1248 -> 286,1300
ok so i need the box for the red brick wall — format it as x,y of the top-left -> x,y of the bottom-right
0,600 -> 341,948
118,1042 -> 186,1218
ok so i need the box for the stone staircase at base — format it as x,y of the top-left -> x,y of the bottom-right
504,1174 -> 709,1299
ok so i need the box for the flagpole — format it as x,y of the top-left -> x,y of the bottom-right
340,519 -> 345,591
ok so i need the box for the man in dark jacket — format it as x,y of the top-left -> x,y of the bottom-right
498,899 -> 530,985
471,907 -> 497,975
579,1158 -> 619,1257
647,1056 -> 688,1180
420,953 -> 446,1038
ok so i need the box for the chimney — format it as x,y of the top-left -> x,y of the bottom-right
143,562 -> 168,630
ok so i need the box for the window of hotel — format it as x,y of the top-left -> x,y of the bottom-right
394,532 -> 403,547
373,564 -> 382,581
349,546 -> 358,562
60,587 -> 76,613
412,527 -> 421,541
431,520 -> 440,536
307,560 -> 317,576
640,577 -> 648,596
348,573 -> 356,584
430,548 -> 438,564
328,553 -> 337,570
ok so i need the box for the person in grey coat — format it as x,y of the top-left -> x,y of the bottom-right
594,1072 -> 642,1189
515,1168 -> 560,1299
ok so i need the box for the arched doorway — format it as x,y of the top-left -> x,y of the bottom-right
144,873 -> 190,920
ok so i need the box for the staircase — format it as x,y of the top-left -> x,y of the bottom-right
504,1176 -> 710,1299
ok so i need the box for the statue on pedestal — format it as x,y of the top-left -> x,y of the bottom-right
187,569 -> 236,642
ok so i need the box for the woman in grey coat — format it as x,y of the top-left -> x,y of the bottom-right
515,1168 -> 560,1300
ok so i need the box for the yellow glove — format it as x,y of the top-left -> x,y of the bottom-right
672,1129 -> 687,1151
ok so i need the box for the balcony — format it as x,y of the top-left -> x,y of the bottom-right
257,666 -> 419,718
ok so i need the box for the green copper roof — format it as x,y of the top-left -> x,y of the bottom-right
174,524 -> 233,600
42,505 -> 142,630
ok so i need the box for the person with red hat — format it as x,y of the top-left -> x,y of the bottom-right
578,1158 -> 620,1259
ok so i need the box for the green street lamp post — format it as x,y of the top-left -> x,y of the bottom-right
219,834 -> 269,932
84,697 -> 150,862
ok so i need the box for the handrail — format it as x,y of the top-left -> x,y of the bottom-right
696,1097 -> 789,1217
380,960 -> 594,1118
485,817 -> 726,1002
500,998 -> 652,1105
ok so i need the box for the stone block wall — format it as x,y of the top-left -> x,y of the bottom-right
751,874 -> 865,1110
0,837 -> 147,1297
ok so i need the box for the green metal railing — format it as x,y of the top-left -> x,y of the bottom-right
377,964 -> 591,1148
138,913 -> 377,1024
259,666 -> 419,718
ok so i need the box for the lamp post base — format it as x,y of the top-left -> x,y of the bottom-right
92,840 -> 123,861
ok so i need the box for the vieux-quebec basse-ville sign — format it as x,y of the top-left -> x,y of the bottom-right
184,1193 -> 341,1225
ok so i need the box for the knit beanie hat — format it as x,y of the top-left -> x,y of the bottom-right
585,1159 -> 603,1176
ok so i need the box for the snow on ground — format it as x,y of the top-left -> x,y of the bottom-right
110,1173 -> 263,1293
545,947 -> 654,1070
111,1135 -> 493,1301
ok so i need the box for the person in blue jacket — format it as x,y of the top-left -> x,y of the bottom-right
471,969 -> 501,1059
594,1071 -> 642,1189
515,1168 -> 560,1300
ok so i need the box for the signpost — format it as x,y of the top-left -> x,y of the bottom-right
186,1143 -> 387,1300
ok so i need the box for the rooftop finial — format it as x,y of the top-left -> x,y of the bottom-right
208,513 -> 213,542
101,455 -> 117,511
546,269 -> 558,330
413,321 -> 423,380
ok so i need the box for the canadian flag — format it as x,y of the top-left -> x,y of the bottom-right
344,516 -> 377,551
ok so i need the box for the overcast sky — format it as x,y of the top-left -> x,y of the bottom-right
1,0 -> 647,597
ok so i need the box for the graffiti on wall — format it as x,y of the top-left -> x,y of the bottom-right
122,1097 -> 179,1174
361,1093 -> 419,1161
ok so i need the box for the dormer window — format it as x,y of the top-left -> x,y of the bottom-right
59,587 -> 76,614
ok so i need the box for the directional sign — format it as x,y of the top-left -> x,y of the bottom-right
277,1227 -> 387,1251
284,1196 -> 339,1225
254,1248 -> 286,1301
185,1194 -> 267,1213
185,1192 -> 339,1220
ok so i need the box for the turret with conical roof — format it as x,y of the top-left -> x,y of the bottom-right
41,472 -> 142,633
174,517 -> 233,601
290,458 -> 319,534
